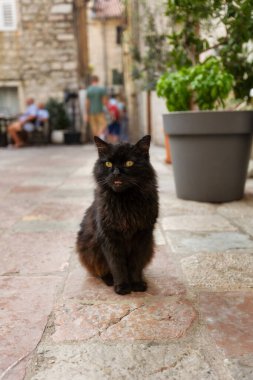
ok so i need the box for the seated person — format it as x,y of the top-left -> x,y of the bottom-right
36,103 -> 49,128
8,98 -> 37,148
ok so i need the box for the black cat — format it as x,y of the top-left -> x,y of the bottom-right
76,135 -> 159,295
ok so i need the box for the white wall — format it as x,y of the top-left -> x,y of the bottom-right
138,91 -> 167,146
137,91 -> 147,138
151,92 -> 167,146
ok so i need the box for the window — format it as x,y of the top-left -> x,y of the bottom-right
112,69 -> 123,85
0,86 -> 19,115
0,0 -> 17,31
116,26 -> 123,45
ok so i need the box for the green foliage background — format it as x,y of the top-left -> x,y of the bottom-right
133,0 -> 253,109
165,0 -> 253,100
131,1 -> 169,90
46,98 -> 70,131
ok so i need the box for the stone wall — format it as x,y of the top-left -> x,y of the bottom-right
0,32 -> 20,84
0,0 -> 79,110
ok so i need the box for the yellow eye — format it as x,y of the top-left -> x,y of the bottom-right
125,161 -> 134,167
105,161 -> 112,168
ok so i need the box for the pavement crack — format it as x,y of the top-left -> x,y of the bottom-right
101,304 -> 144,335
0,352 -> 31,380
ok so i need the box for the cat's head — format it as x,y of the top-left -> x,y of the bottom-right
93,136 -> 154,192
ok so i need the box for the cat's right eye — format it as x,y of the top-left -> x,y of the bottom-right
105,161 -> 113,168
125,160 -> 134,167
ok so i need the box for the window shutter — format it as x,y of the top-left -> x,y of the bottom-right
0,0 -> 17,31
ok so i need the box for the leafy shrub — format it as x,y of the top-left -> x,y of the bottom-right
156,57 -> 234,111
46,98 -> 70,131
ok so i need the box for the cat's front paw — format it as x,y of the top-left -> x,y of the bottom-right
131,281 -> 147,292
101,273 -> 114,286
114,283 -> 131,295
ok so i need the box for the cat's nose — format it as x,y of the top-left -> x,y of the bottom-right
113,167 -> 120,175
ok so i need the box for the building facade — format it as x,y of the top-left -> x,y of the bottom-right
88,0 -> 124,94
0,0 -> 79,114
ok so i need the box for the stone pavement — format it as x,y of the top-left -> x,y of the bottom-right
0,145 -> 253,380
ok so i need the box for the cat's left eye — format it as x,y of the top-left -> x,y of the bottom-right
105,161 -> 113,168
125,161 -> 134,167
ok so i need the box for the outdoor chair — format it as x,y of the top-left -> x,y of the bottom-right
28,121 -> 50,145
17,120 -> 50,146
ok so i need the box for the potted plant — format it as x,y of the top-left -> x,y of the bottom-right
156,0 -> 253,202
46,98 -> 70,144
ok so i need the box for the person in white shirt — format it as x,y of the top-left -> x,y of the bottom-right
8,98 -> 37,148
36,103 -> 49,127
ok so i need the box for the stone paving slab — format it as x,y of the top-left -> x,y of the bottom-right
20,176 -> 66,187
10,186 -> 52,194
232,216 -> 253,238
23,202 -> 84,221
181,252 -> 253,290
26,342 -> 218,380
0,203 -> 35,230
159,200 -> 217,218
224,354 -> 253,379
51,298 -> 196,343
46,188 -> 93,202
199,291 -> 253,357
161,214 -> 237,232
0,276 -> 62,380
166,231 -> 253,255
13,218 -> 79,233
0,231 -> 74,275
0,146 -> 253,380
217,202 -> 253,218
154,226 -> 167,245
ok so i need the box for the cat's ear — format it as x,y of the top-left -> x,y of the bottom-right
94,136 -> 109,156
135,135 -> 151,154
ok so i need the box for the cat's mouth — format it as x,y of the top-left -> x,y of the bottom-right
113,180 -> 123,187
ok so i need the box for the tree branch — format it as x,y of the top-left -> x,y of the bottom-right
201,40 -> 227,54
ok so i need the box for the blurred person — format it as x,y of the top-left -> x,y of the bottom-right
7,98 -> 37,148
116,94 -> 129,142
119,104 -> 129,142
36,102 -> 49,127
107,97 -> 121,143
116,94 -> 125,115
85,75 -> 107,137
108,92 -> 118,106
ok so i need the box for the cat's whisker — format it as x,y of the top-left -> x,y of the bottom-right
129,179 -> 142,190
97,178 -> 108,186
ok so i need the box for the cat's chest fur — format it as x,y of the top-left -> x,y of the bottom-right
97,190 -> 157,233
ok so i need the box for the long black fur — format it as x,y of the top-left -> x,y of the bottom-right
76,135 -> 159,295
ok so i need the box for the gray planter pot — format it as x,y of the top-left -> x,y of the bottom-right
163,110 -> 253,202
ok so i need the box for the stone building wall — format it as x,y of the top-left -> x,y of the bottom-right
0,31 -> 20,84
0,0 -> 79,111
